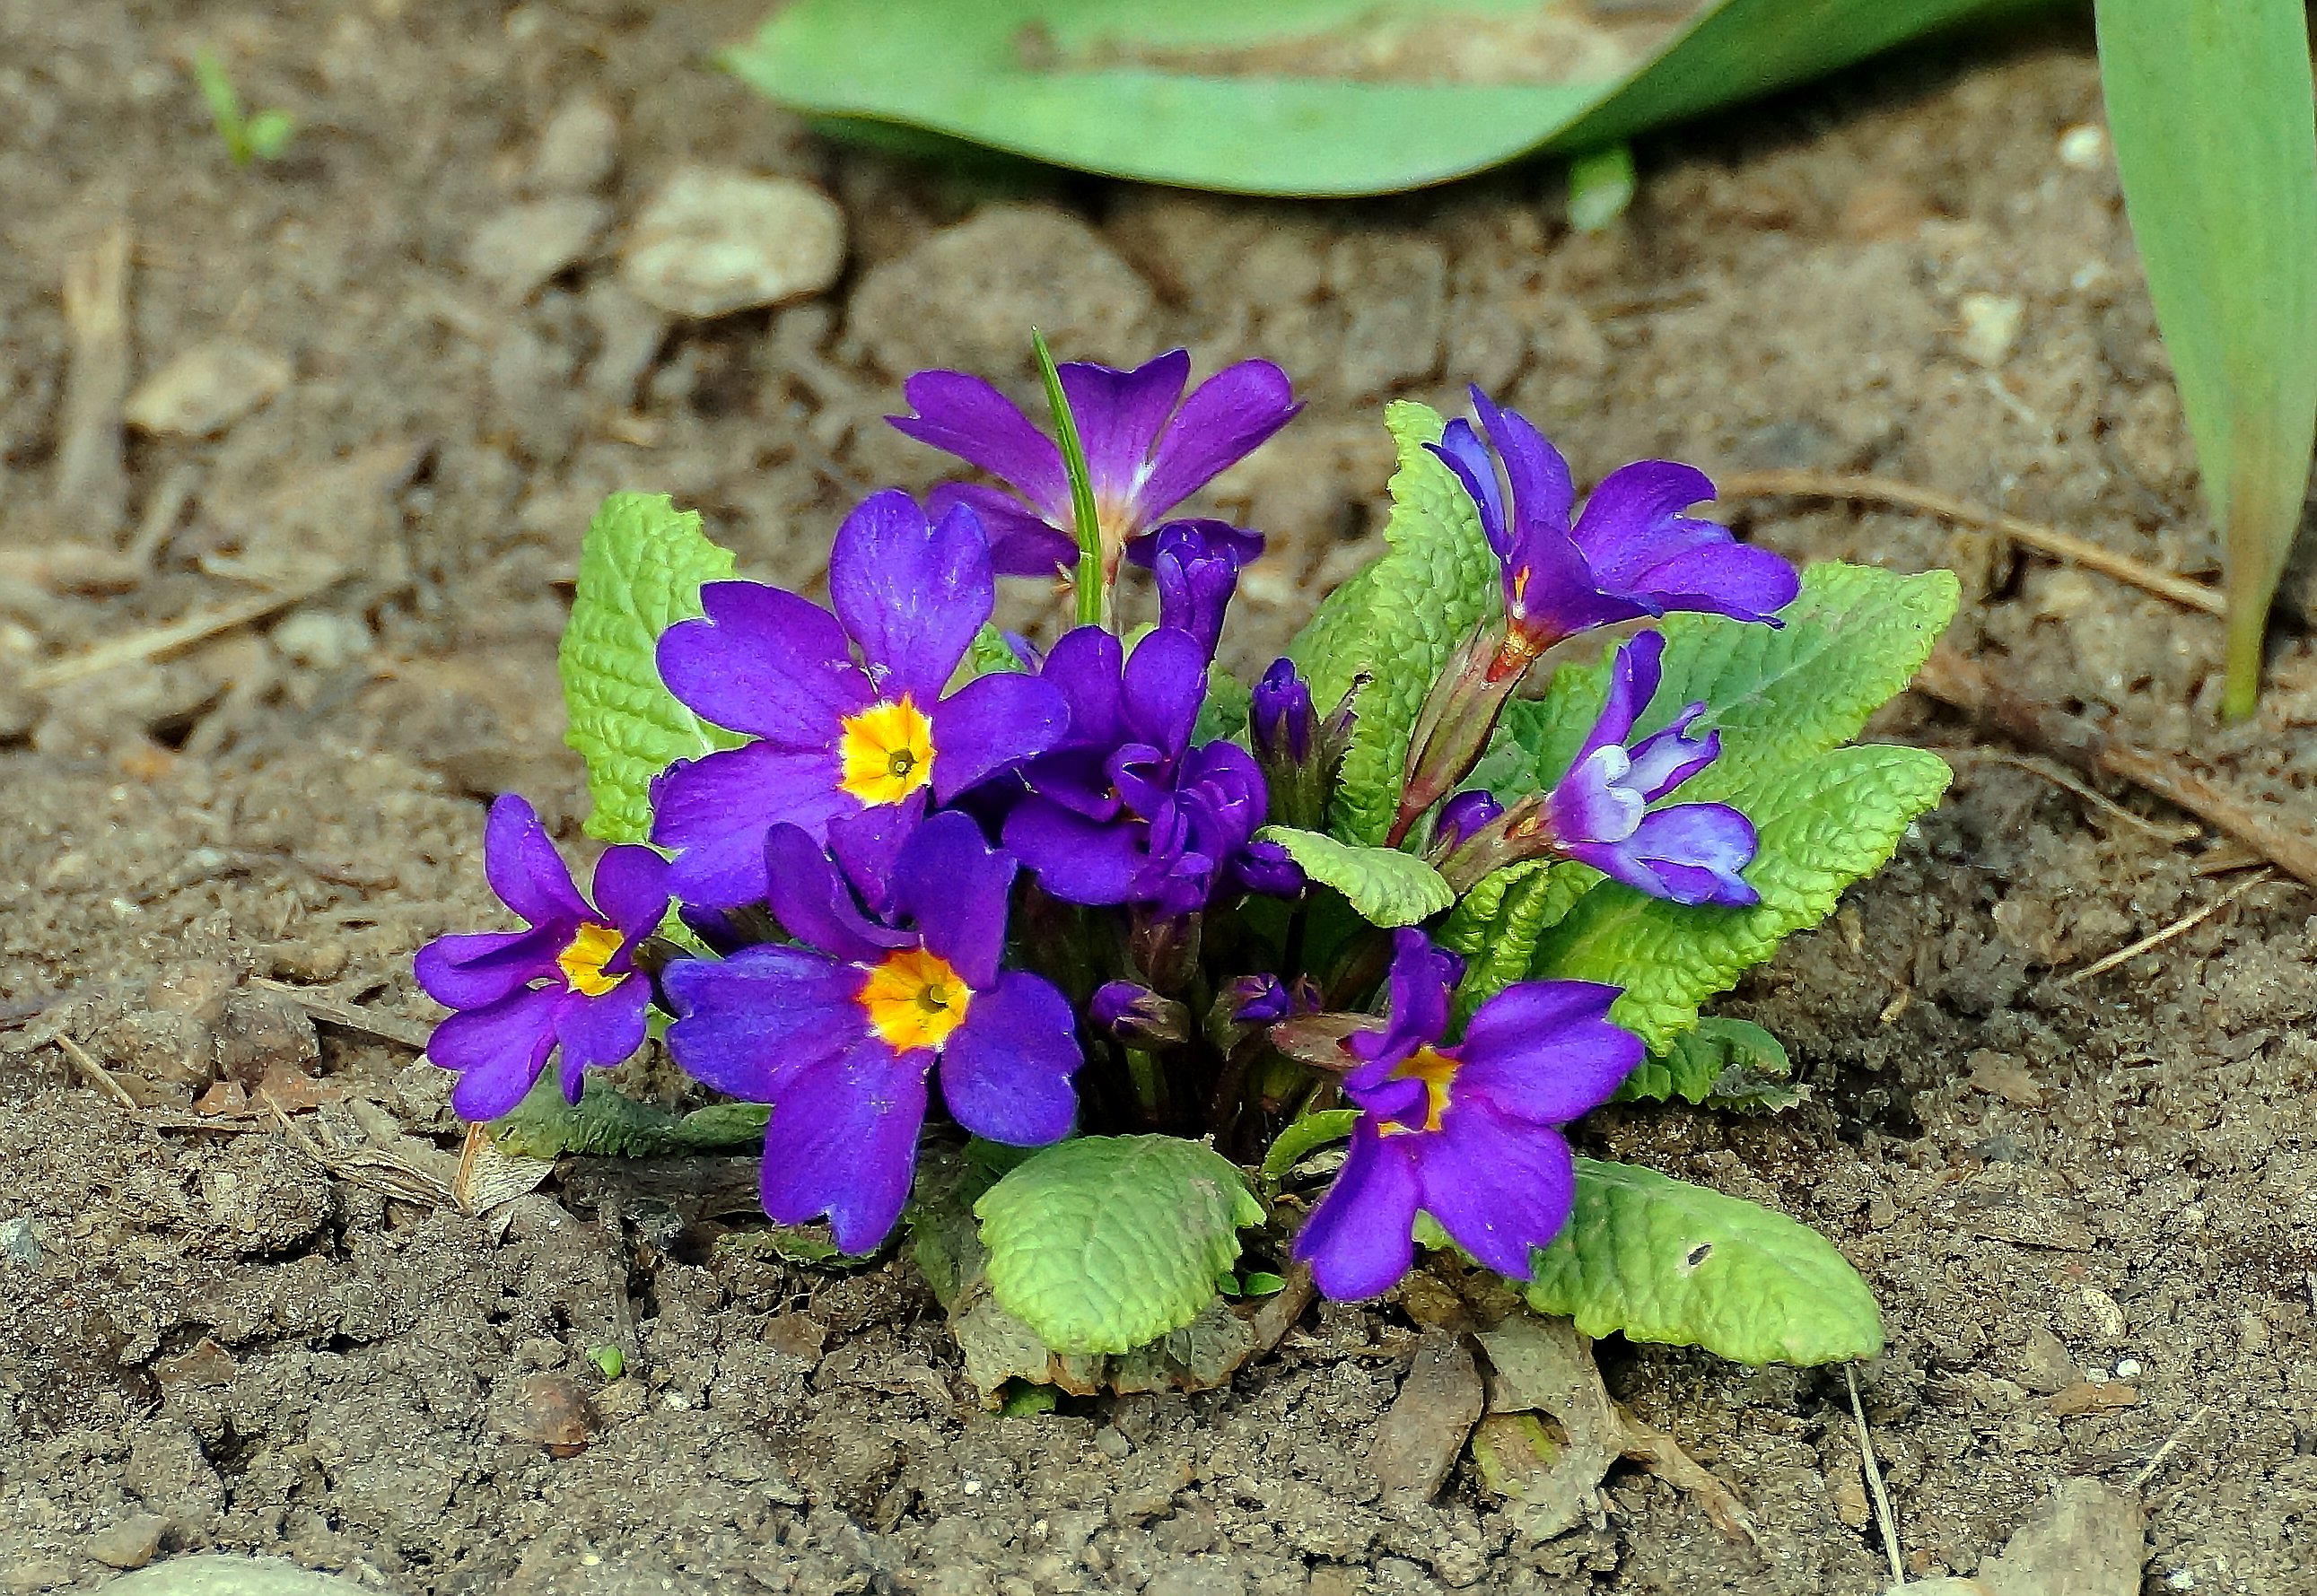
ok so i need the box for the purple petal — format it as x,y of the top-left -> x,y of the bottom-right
1619,539 -> 1800,626
552,981 -> 651,1083
1135,359 -> 1300,519
1058,351 -> 1190,511
1347,929 -> 1461,1076
656,580 -> 870,746
1429,418 -> 1509,557
765,823 -> 911,964
1414,1103 -> 1578,1281
1558,632 -> 1657,787
1569,803 -> 1760,907
483,793 -> 588,928
938,972 -> 1081,1146
826,794 -> 925,920
415,925 -> 563,1010
650,745 -> 855,908
1001,798 -> 1145,907
664,945 -> 864,1101
758,1036 -> 930,1254
927,482 -> 1078,578
1431,789 -> 1505,854
1471,388 -> 1576,537
432,986 -> 562,1121
1454,979 -> 1638,1124
890,810 -> 1017,989
929,671 -> 1070,801
1624,710 -> 1719,803
1121,626 -> 1209,757
1040,625 -> 1127,747
1550,746 -> 1645,848
830,491 -> 993,702
888,370 -> 1068,520
1293,1121 -> 1421,1301
590,845 -> 672,944
1569,461 -> 1720,579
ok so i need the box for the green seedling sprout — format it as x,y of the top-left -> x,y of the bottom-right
193,49 -> 296,166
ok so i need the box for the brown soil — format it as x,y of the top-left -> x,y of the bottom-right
5,5 -> 2315,1594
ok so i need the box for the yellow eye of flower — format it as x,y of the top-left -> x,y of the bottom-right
1378,1045 -> 1459,1136
557,922 -> 627,999
857,946 -> 973,1053
838,694 -> 937,806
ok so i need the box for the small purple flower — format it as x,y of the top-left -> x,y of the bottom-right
1430,388 -> 1797,679
889,349 -> 1299,578
1541,632 -> 1758,907
650,490 -> 1068,908
1125,520 -> 1264,661
1293,930 -> 1640,1300
416,795 -> 670,1122
1001,626 -> 1271,919
1251,658 -> 1313,765
664,812 -> 1081,1253
1250,656 -> 1360,834
1090,980 -> 1191,1048
1430,789 -> 1504,855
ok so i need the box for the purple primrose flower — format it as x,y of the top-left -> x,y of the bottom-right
1126,519 -> 1263,661
417,794 -> 670,1122
1001,625 -> 1272,919
1542,631 -> 1758,907
650,490 -> 1068,908
1430,388 -> 1797,678
1293,930 -> 1640,1301
664,812 -> 1081,1253
890,349 -> 1299,578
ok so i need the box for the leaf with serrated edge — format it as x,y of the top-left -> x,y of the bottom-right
1530,745 -> 1951,1051
1286,401 -> 1499,845
1257,825 -> 1453,928
975,1135 -> 1266,1356
1523,1158 -> 1882,1366
560,493 -> 740,843
1615,1016 -> 1790,1105
1438,859 -> 1596,1019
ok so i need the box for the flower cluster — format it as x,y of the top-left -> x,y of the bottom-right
417,351 -> 1797,1306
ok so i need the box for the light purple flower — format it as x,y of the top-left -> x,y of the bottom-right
1293,930 -> 1639,1300
889,349 -> 1299,578
1430,388 -> 1797,678
650,490 -> 1068,908
663,812 -> 1081,1253
417,794 -> 670,1122
1543,632 -> 1759,907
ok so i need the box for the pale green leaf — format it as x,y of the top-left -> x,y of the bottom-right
1436,859 -> 1596,1020
1523,1157 -> 1882,1365
1259,1108 -> 1361,1183
1285,400 -> 1499,845
1614,1016 -> 1794,1107
1567,144 -> 1637,231
1256,824 -> 1453,928
560,493 -> 741,843
975,1135 -> 1266,1356
490,1074 -> 767,1159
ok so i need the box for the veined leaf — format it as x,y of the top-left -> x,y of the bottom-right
1614,1015 -> 1796,1108
1437,859 -> 1596,1020
1286,400 -> 1499,846
2097,0 -> 2317,717
1523,1157 -> 1882,1365
560,493 -> 740,843
729,0 -> 2044,198
1257,825 -> 1455,928
975,1135 -> 1265,1356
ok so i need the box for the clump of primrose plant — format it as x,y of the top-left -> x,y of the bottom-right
418,341 -> 1957,1384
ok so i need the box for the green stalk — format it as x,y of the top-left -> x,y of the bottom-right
1032,329 -> 1107,630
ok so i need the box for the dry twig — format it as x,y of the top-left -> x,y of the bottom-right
2054,871 -> 2273,989
1717,469 -> 2225,616
1915,648 -> 2317,892
2130,1402 -> 2214,1489
23,576 -> 331,691
1847,1367 -> 1904,1588
53,1033 -> 137,1110
249,976 -> 433,1051
54,221 -> 132,533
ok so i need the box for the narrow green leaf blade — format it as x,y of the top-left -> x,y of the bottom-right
559,493 -> 740,843
1285,400 -> 1499,845
1523,1158 -> 1882,1365
975,1135 -> 1265,1356
1257,825 -> 1454,928
2096,0 -> 2317,716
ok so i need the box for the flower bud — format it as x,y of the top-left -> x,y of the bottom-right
1429,789 -> 1504,858
1253,658 -> 1362,833
1090,980 -> 1192,1048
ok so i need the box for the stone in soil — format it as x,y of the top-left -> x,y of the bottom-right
85,1512 -> 168,1570
123,344 -> 288,438
465,196 -> 609,303
1363,1328 -> 1485,1499
97,1557 -> 373,1594
622,167 -> 845,318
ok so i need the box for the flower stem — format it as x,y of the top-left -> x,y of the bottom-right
1032,329 -> 1107,630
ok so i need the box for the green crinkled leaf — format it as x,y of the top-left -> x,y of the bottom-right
490,1074 -> 768,1159
1530,744 -> 1951,1051
1523,1157 -> 1883,1366
1286,401 -> 1499,845
1259,1108 -> 1361,1184
963,622 -> 1028,679
1257,825 -> 1453,928
1496,563 -> 1960,800
1438,859 -> 1597,1020
1194,666 -> 1254,746
560,493 -> 741,843
1614,1016 -> 1792,1106
975,1134 -> 1266,1356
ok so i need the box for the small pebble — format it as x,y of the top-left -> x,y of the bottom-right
623,167 -> 846,318
2113,1357 -> 2141,1380
494,1371 -> 595,1456
270,609 -> 372,672
126,343 -> 290,437
86,1512 -> 168,1571
466,196 -> 608,302
1957,292 -> 2024,368
0,1217 -> 39,1265
530,92 -> 619,192
2058,124 -> 2109,170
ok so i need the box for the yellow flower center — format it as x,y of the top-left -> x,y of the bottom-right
1378,1045 -> 1460,1136
857,946 -> 973,1053
557,922 -> 627,999
837,694 -> 937,807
